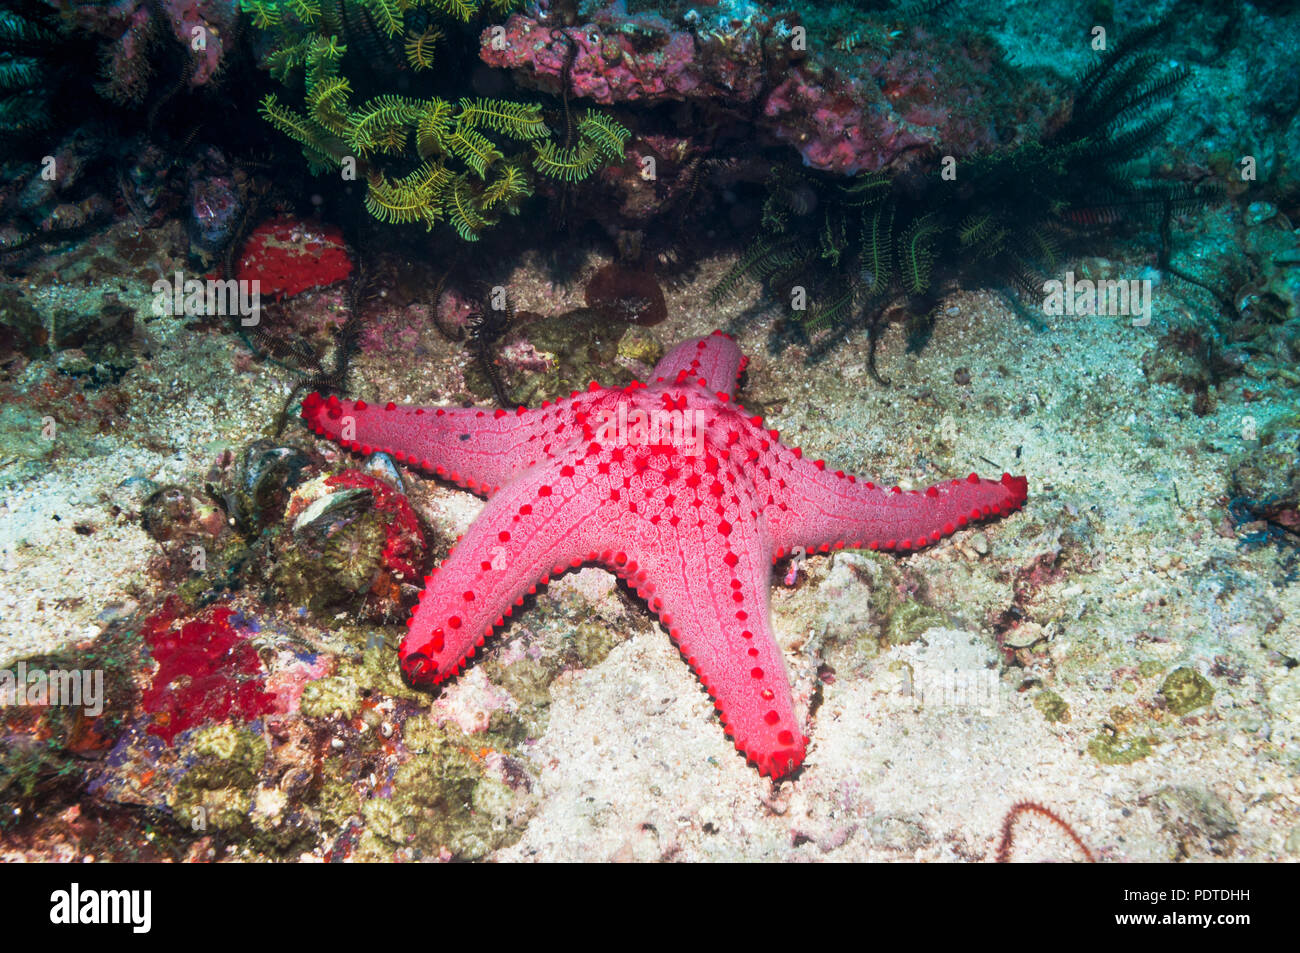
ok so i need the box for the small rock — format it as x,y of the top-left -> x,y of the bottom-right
1002,621 -> 1049,649
363,452 -> 404,492
1149,786 -> 1238,859
110,475 -> 160,519
1244,201 -> 1277,226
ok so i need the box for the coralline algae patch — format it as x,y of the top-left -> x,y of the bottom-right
264,653 -> 333,715
427,667 -> 515,736
503,26 -> 707,104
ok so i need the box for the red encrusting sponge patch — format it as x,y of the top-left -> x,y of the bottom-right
235,216 -> 353,300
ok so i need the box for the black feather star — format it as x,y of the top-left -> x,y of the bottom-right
711,18 -> 1221,381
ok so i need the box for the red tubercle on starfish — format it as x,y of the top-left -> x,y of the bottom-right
302,331 -> 1027,779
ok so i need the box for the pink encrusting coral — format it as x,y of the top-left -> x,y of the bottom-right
480,12 -> 1061,175
761,70 -> 933,175
70,0 -> 239,102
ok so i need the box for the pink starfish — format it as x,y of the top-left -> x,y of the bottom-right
301,331 -> 1027,778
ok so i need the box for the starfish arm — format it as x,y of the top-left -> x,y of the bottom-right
620,512 -> 806,779
683,393 -> 1028,557
589,428 -> 808,778
651,331 -> 747,399
301,391 -> 601,496
397,451 -> 610,685
767,463 -> 1029,556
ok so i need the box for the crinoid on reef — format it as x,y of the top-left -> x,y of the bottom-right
243,0 -> 630,240
711,18 -> 1221,378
